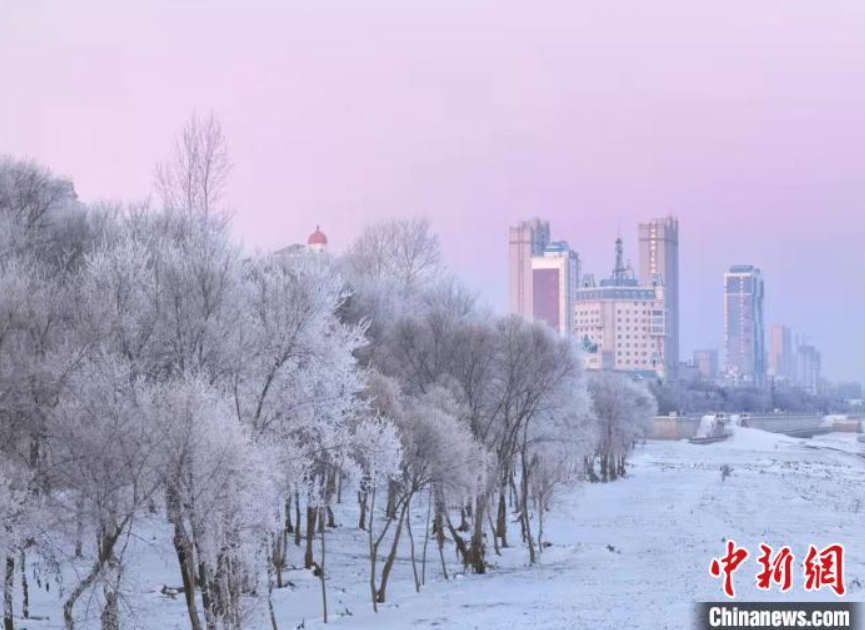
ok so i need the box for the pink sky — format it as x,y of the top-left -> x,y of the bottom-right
2,0 -> 864,382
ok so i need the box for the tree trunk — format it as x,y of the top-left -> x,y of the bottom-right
318,508 -> 328,624
63,523 -> 126,630
585,456 -> 599,483
434,488 -> 450,580
273,505 -> 286,590
304,507 -> 317,570
75,514 -> 83,558
357,490 -> 367,531
496,486 -> 508,547
458,507 -> 469,532
405,496 -> 420,592
468,496 -> 487,574
211,552 -> 228,630
444,512 -> 469,569
168,510 -> 203,630
521,479 -> 536,564
274,532 -> 284,590
520,446 -> 537,564
294,490 -> 302,547
197,555 -> 216,630
375,499 -> 408,603
385,480 -> 397,520
3,556 -> 13,630
18,551 -> 27,621
537,498 -> 546,558
367,487 -> 378,613
421,487 -> 432,586
487,510 -> 501,556
100,590 -> 119,630
284,496 -> 294,534
266,541 -> 279,630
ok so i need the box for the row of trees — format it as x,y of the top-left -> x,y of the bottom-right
0,116 -> 657,630
649,379 -> 845,416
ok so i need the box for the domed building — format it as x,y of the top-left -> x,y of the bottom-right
307,225 -> 328,253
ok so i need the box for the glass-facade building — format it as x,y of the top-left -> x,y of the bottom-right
723,265 -> 766,386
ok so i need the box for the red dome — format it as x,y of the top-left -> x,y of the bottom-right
307,225 -> 327,245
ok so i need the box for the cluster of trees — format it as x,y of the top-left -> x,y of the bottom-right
0,116 -> 657,630
649,379 -> 844,416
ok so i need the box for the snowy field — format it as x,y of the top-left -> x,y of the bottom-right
19,428 -> 865,630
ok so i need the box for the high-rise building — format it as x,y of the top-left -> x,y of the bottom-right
723,265 -> 766,386
530,242 -> 579,337
693,349 -> 719,381
639,217 -> 679,378
509,218 -> 550,319
575,237 -> 668,377
796,343 -> 822,394
768,324 -> 795,381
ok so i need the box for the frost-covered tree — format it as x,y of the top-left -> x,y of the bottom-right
155,113 -> 231,218
359,376 -> 481,602
0,461 -> 42,630
396,387 -> 482,590
343,217 -> 441,290
145,375 -> 278,630
48,355 -> 162,630
0,195 -> 81,630
0,157 -> 76,233
230,252 -> 367,606
350,415 -> 401,612
587,372 -> 657,482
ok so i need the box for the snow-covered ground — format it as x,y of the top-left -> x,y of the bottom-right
19,428 -> 865,629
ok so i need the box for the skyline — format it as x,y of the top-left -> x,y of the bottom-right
1,1 -> 863,382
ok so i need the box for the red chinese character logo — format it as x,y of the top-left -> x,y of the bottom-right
804,544 -> 845,596
710,539 -> 750,598
755,543 -> 794,592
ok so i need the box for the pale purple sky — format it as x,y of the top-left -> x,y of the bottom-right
2,1 -> 864,382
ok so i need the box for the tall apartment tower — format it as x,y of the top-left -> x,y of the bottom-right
724,265 -> 766,386
768,324 -> 795,381
509,218 -> 550,319
531,242 -> 579,337
796,343 -> 822,394
639,217 -> 679,379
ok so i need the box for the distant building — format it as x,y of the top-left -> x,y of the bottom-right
274,225 -> 329,258
768,324 -> 795,381
307,225 -> 328,253
575,237 -> 668,378
509,218 -> 550,320
693,349 -> 719,381
678,361 -> 701,384
530,242 -> 580,337
508,219 -> 579,338
723,265 -> 766,386
796,343 -> 821,394
639,217 -> 679,378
